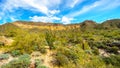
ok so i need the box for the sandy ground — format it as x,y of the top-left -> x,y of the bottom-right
99,49 -> 110,57
0,36 -> 14,45
31,48 -> 54,68
0,54 -> 18,66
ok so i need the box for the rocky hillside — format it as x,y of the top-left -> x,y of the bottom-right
101,19 -> 120,29
0,19 -> 120,68
1,19 -> 119,30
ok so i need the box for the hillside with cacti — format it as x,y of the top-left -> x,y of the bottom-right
0,19 -> 120,68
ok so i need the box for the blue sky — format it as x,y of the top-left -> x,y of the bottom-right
0,0 -> 120,24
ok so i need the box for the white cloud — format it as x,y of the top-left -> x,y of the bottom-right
1,0 -> 120,24
0,17 -> 1,20
61,16 -> 74,24
24,0 -> 49,15
30,16 -> 60,22
49,10 -> 60,15
1,0 -> 61,15
67,0 -> 106,17
65,0 -> 84,8
30,15 -> 74,24
10,17 -> 17,21
70,0 -> 84,8
101,0 -> 120,10
0,0 -> 61,23
67,0 -> 120,17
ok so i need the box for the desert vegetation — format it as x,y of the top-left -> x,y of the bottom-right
0,19 -> 120,68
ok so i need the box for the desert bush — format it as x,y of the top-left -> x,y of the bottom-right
11,50 -> 21,57
55,46 -> 81,66
92,47 -> 99,55
1,54 -> 31,68
0,54 -> 9,60
45,31 -> 55,50
5,31 -> 17,37
37,66 -> 48,68
102,55 -> 120,67
35,59 -> 48,68
53,53 -> 69,66
84,56 -> 106,68
106,46 -> 119,54
11,33 -> 46,54
0,42 -> 4,47
39,48 -> 47,54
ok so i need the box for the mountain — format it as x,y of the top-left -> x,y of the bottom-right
0,19 -> 120,30
0,23 -> 19,33
80,20 -> 97,29
101,19 -> 120,29
12,21 -> 81,30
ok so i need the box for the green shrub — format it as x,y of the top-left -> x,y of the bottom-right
84,56 -> 106,68
110,46 -> 119,54
63,49 -> 79,62
103,55 -> 120,67
35,59 -> 42,66
53,53 -> 69,66
0,42 -> 4,46
45,31 -> 55,50
0,54 -> 9,60
1,54 -> 31,68
5,31 -> 16,37
18,54 -> 31,60
35,59 -> 48,68
36,66 -> 48,68
39,48 -> 47,54
106,46 -> 119,54
11,50 -> 21,57
92,47 -> 99,55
